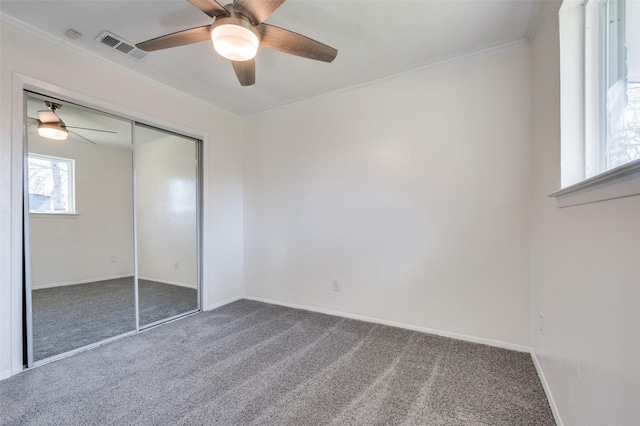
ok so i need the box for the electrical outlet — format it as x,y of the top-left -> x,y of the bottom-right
174,261 -> 179,270
539,313 -> 544,332
332,280 -> 340,292
111,256 -> 116,264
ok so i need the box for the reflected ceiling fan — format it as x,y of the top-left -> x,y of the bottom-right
136,0 -> 338,86
27,101 -> 116,144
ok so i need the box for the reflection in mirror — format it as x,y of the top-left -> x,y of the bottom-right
135,125 -> 199,327
25,92 -> 135,362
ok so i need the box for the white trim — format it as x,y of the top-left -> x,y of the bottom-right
137,276 -> 196,290
583,0 -> 606,178
204,295 -> 243,312
243,296 -> 531,353
29,213 -> 79,218
11,74 -> 27,375
531,350 -> 564,426
31,274 -> 134,290
0,370 -> 11,381
559,0 -> 587,186
200,143 -> 208,312
550,158 -> 640,206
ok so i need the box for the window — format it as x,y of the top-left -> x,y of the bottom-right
604,0 -> 639,170
27,153 -> 75,214
555,0 -> 640,205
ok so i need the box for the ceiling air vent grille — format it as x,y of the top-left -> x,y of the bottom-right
95,31 -> 148,61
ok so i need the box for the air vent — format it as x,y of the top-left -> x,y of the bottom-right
95,31 -> 148,61
115,42 -> 135,54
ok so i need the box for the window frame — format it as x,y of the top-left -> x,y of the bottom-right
554,0 -> 640,206
27,152 -> 76,215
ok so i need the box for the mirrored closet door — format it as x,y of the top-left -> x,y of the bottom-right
25,92 -> 136,363
24,92 -> 201,366
134,124 -> 200,327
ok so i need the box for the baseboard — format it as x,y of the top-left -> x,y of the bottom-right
531,350 -> 564,426
243,296 -> 531,353
33,275 -> 198,291
138,276 -> 196,289
0,370 -> 12,381
204,295 -> 243,311
31,274 -> 133,290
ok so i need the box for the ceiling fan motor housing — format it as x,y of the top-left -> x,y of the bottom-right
45,101 -> 63,112
210,9 -> 260,61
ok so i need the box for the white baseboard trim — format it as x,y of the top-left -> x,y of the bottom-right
138,276 -> 196,289
31,274 -> 133,290
531,350 -> 564,426
243,296 -> 531,353
0,370 -> 12,381
204,295 -> 244,311
33,275 -> 198,290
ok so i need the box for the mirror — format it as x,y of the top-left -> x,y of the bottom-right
26,92 -> 135,362
24,92 -> 202,364
135,125 -> 199,327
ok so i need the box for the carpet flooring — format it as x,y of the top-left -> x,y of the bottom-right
32,277 -> 198,361
1,300 -> 555,425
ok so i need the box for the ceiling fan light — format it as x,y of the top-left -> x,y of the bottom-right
38,123 -> 68,140
211,22 -> 259,61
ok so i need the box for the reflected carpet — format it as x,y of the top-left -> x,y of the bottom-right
32,277 -> 197,361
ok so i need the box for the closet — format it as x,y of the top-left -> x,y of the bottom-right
24,92 -> 201,366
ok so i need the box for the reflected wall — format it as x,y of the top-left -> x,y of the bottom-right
135,125 -> 199,326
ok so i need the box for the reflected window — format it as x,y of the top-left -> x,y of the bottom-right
27,153 -> 75,214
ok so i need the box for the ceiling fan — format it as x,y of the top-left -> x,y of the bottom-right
135,0 -> 338,86
28,101 -> 116,144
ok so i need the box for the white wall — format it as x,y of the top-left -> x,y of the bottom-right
530,2 -> 640,425
136,133 -> 198,289
3,6 -> 638,424
243,44 -> 533,348
0,20 -> 244,378
28,133 -> 134,289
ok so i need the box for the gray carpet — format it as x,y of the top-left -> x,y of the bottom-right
32,277 -> 197,361
1,300 -> 555,425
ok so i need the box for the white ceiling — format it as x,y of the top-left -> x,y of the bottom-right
2,0 -> 538,117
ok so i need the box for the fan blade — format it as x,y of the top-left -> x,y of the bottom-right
232,59 -> 256,86
234,0 -> 285,25
66,126 -> 117,134
38,110 -> 60,123
136,26 -> 211,52
187,0 -> 229,18
68,130 -> 97,145
27,117 -> 40,126
258,24 -> 337,63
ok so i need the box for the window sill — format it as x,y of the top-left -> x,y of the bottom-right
549,159 -> 640,207
29,213 -> 79,218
